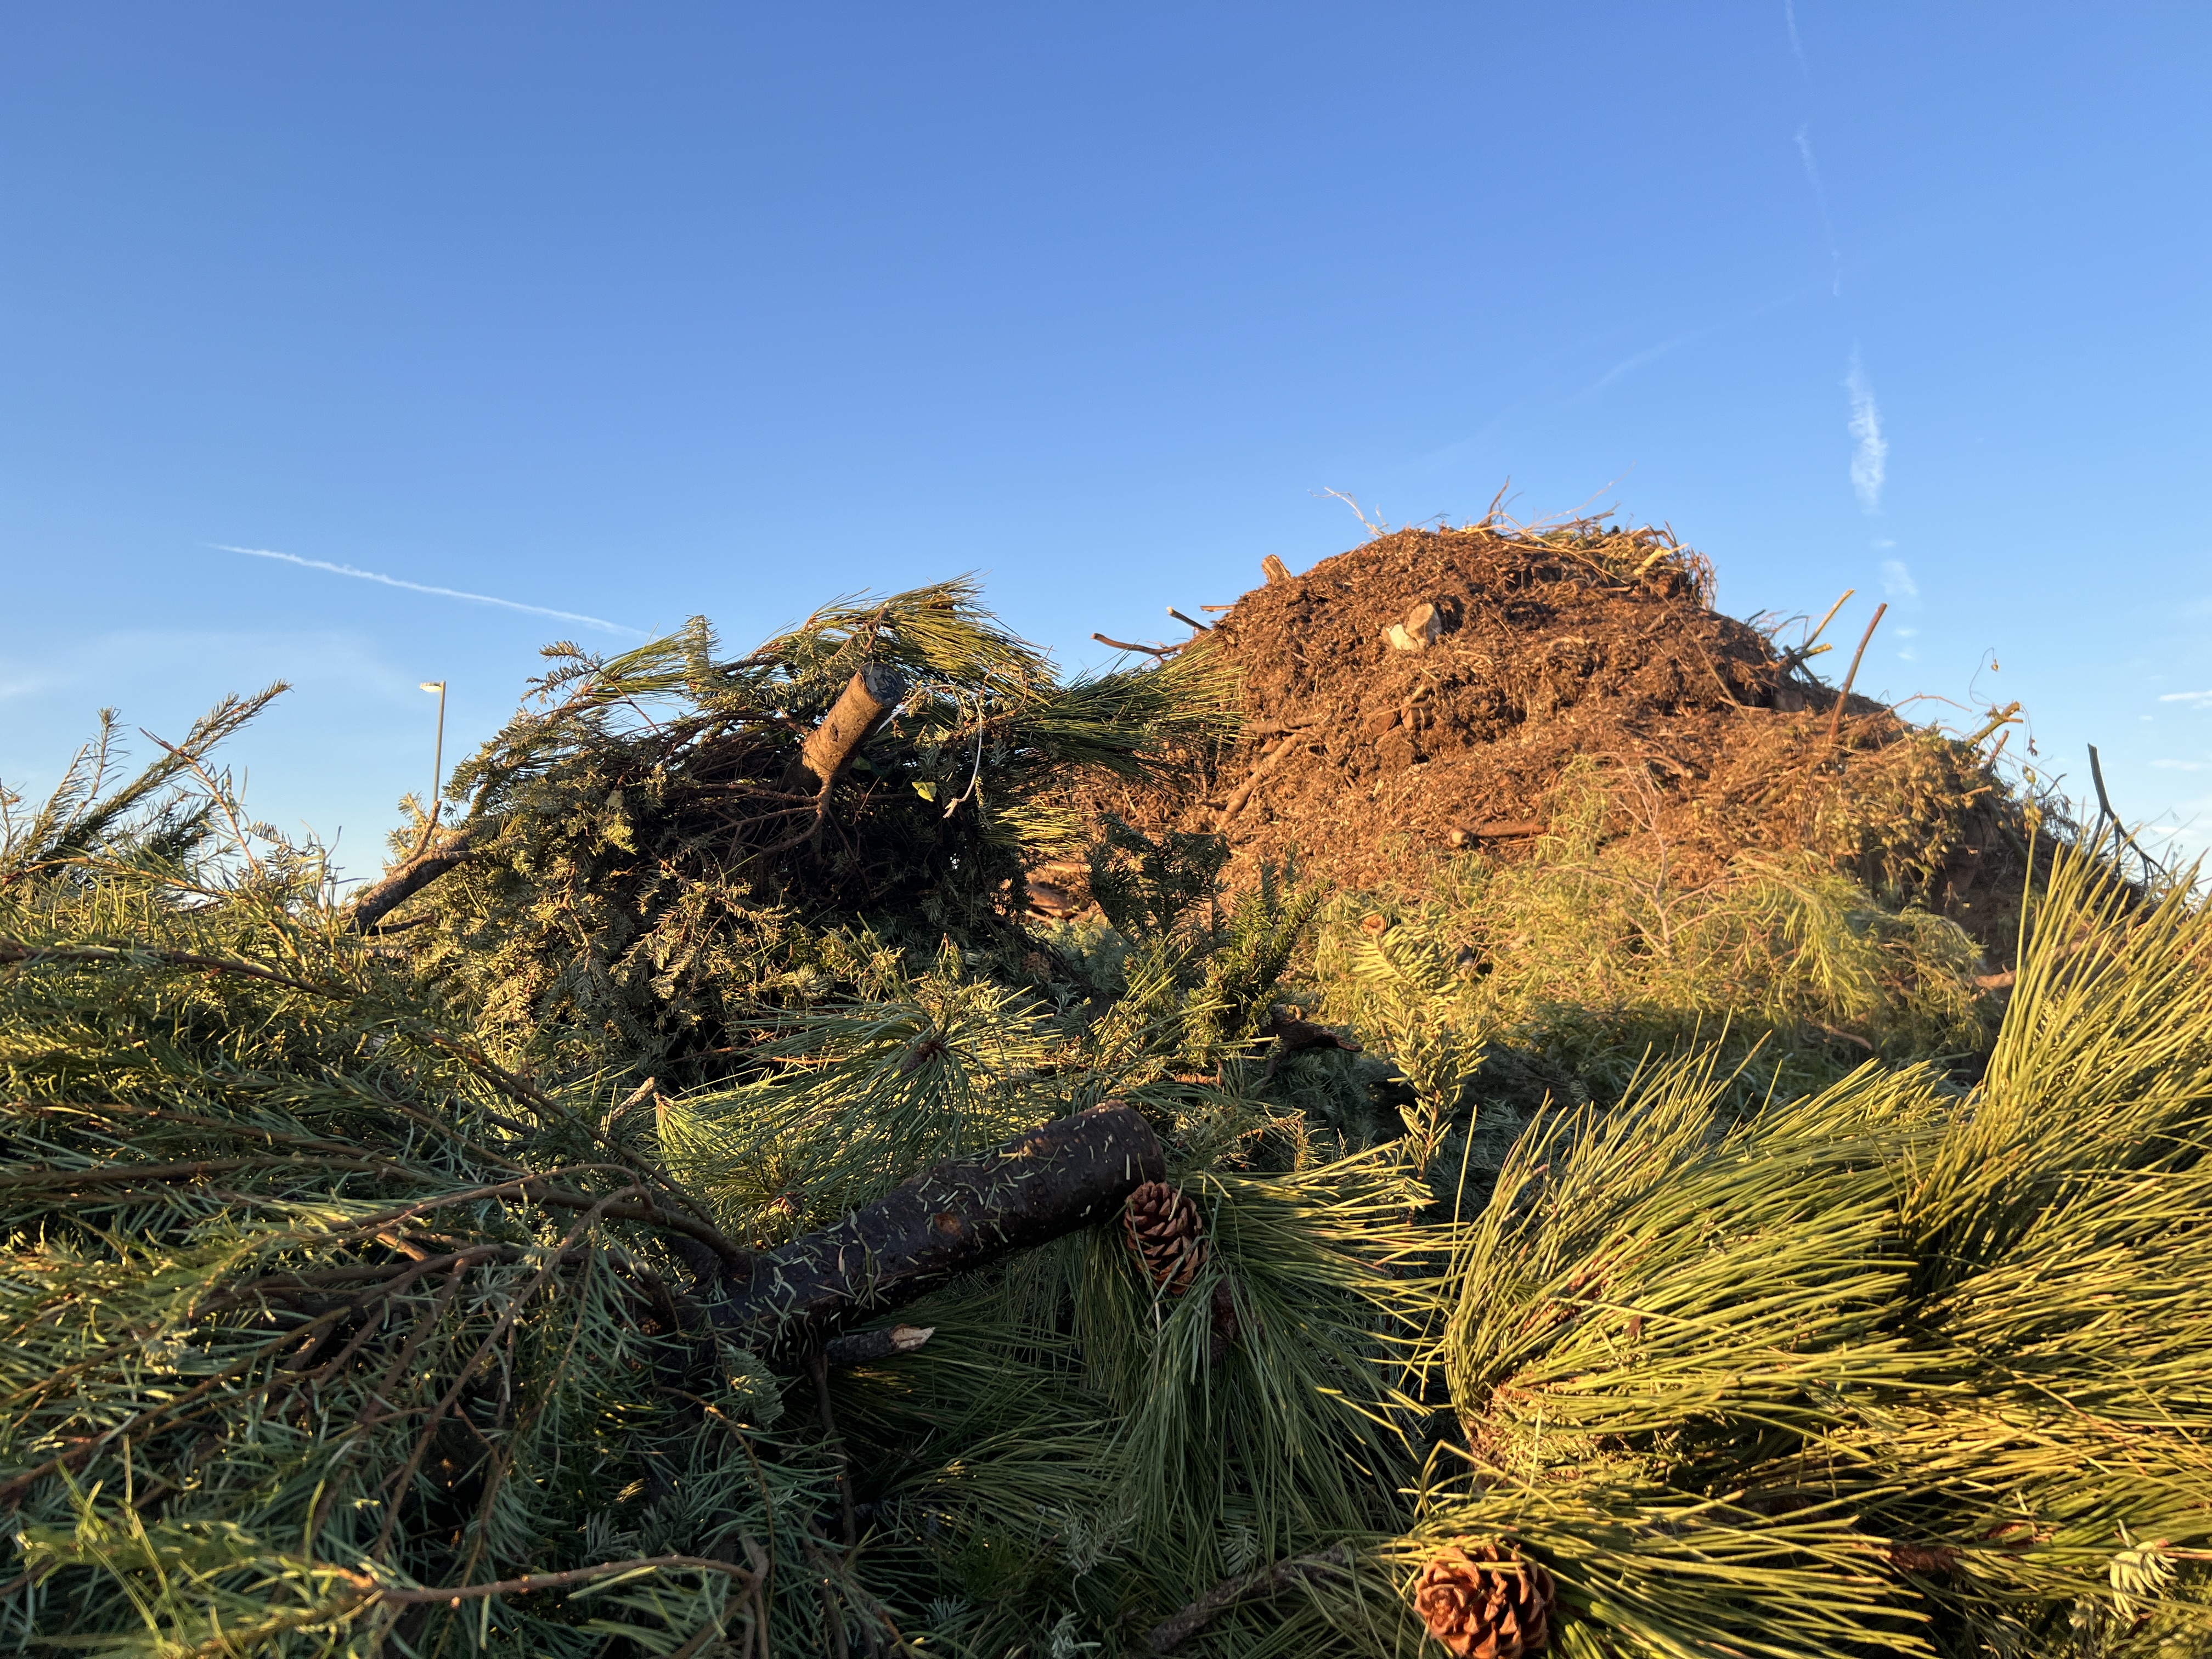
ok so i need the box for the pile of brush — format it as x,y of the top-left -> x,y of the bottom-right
4,577 -> 2209,1659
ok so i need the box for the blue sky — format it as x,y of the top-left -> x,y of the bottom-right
4,4 -> 2208,876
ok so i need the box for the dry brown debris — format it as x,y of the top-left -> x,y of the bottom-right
1071,523 -> 2034,958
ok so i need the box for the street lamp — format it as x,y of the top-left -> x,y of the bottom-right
420,681 -> 447,827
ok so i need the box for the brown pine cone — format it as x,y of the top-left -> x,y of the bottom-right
1124,1180 -> 1207,1295
1413,1543 -> 1556,1658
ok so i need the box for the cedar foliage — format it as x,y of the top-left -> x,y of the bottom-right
5,573 -> 2211,1659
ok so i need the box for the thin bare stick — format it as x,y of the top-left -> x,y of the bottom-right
2087,744 -> 2168,882
1318,488 -> 1386,538
1964,701 -> 2023,748
1166,607 -> 1211,634
1147,1544 -> 1355,1654
809,1350 -> 859,1550
1825,602 -> 1887,749
1806,588 -> 1854,651
327,1552 -> 759,1607
1091,633 -> 1178,658
1220,737 -> 1304,820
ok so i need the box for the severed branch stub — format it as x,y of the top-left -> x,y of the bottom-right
346,822 -> 481,934
787,664 -> 910,793
823,1324 -> 935,1368
698,1102 -> 1164,1358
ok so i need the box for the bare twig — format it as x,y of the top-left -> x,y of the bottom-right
1318,488 -> 1386,538
335,1552 -> 758,1607
1825,602 -> 1888,749
1166,607 -> 1211,634
1220,737 -> 1304,820
1146,1544 -> 1355,1654
809,1350 -> 859,1550
1092,633 -> 1178,658
2087,744 -> 2168,883
1964,701 -> 2023,748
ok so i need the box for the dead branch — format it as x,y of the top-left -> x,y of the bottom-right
1221,736 -> 1306,820
699,1103 -> 1163,1357
1146,1543 -> 1355,1654
1825,603 -> 1888,749
1445,822 -> 1546,847
346,822 -> 482,934
822,1324 -> 934,1368
1092,633 -> 1179,658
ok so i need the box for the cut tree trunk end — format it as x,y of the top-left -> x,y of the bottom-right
789,665 -> 910,792
699,1102 -> 1165,1357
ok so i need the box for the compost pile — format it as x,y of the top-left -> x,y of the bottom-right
1079,522 -> 2032,957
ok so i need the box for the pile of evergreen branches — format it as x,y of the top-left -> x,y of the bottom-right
4,585 -> 2210,1657
378,581 -> 1232,1083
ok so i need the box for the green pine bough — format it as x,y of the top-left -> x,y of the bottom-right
3,580 -> 2210,1657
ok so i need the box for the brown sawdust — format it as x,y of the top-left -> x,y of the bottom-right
1065,523 -> 2034,961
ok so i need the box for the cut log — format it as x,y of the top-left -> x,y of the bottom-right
697,1102 -> 1164,1356
1261,555 -> 1291,585
789,664 -> 910,793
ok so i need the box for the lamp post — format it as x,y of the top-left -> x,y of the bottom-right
420,681 -> 447,827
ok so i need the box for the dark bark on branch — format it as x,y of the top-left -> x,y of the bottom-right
699,1103 -> 1163,1356
787,665 -> 910,793
822,1324 -> 934,1367
346,823 -> 481,933
1147,1544 -> 1356,1654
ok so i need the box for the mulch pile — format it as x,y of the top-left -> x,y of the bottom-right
1063,522 -> 2035,957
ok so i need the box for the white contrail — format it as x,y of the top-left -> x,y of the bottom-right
1795,124 -> 1844,296
213,545 -> 645,636
1845,351 -> 1887,513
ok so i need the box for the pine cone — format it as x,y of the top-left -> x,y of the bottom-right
1413,1543 -> 1556,1658
1124,1180 -> 1207,1295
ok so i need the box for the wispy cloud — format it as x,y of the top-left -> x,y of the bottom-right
1577,280 -> 1829,402
1845,351 -> 1887,513
213,545 -> 645,636
2160,690 -> 2212,706
1880,558 -> 1918,600
1793,125 -> 1843,296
